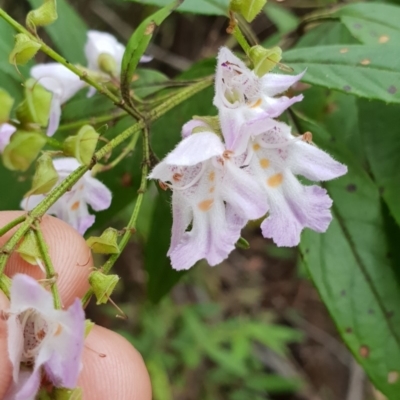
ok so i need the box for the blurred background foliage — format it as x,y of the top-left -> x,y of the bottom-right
1,0 -> 400,398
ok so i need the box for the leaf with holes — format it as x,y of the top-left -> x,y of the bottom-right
334,2 -> 400,45
358,99 -> 400,226
120,0 -> 181,105
283,45 -> 400,103
297,115 -> 400,399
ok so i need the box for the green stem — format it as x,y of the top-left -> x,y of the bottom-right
57,111 -> 126,132
45,135 -> 64,150
0,214 -> 26,237
232,25 -> 251,54
82,126 -> 150,306
0,8 -> 141,120
34,221 -> 62,309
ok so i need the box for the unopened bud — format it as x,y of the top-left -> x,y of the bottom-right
9,33 -> 41,66
0,89 -> 14,123
98,53 -> 118,76
236,236 -> 250,249
16,78 -> 52,128
89,271 -> 120,305
249,45 -> 282,76
2,130 -> 46,171
84,319 -> 95,338
53,387 -> 83,400
63,125 -> 99,166
17,230 -> 41,265
26,0 -> 58,32
230,0 -> 267,22
25,154 -> 58,197
86,228 -> 120,254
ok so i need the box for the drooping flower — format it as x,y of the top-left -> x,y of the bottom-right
149,128 -> 267,270
84,30 -> 152,76
243,121 -> 347,247
0,123 -> 16,152
214,47 -> 305,154
30,63 -> 86,136
20,158 -> 112,235
5,274 -> 84,400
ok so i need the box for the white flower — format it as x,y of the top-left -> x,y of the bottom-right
30,64 -> 86,136
5,274 -> 84,400
21,158 -> 112,235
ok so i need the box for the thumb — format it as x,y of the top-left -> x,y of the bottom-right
0,291 -> 12,399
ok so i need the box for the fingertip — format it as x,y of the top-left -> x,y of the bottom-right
0,211 -> 92,307
79,325 -> 152,400
0,291 -> 12,399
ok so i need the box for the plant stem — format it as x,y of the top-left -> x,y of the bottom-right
0,8 -> 141,120
0,214 -> 26,237
34,221 -> 62,309
57,111 -> 127,132
232,25 -> 251,54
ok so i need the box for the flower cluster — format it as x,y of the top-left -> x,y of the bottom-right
149,47 -> 347,271
4,275 -> 85,399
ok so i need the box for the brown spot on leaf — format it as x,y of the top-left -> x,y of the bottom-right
379,35 -> 390,43
345,327 -> 353,334
340,48 -> 349,54
353,23 -> 362,29
121,173 -> 132,187
368,309 -> 374,315
346,184 -> 357,192
340,290 -> 346,297
360,59 -> 371,66
359,345 -> 369,358
145,21 -> 155,35
343,85 -> 352,92
388,85 -> 397,94
388,371 -> 399,384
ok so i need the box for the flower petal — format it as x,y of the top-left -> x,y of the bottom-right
0,123 -> 16,152
5,369 -> 41,400
261,70 -> 306,97
165,132 -> 224,166
47,96 -> 62,137
83,174 -> 112,211
181,119 -> 210,138
261,94 -> 303,118
7,315 -> 24,383
288,141 -> 348,181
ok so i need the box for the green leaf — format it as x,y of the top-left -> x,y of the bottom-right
27,0 -> 87,63
120,0 -> 181,104
297,115 -> 400,399
125,0 -> 229,15
284,45 -> 400,103
264,3 -> 299,34
358,100 -> 400,226
334,2 -> 400,45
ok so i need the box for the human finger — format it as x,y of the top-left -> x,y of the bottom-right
0,291 -> 12,399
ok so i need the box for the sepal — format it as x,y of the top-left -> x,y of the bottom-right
9,33 -> 41,65
86,228 -> 120,254
26,0 -> 58,32
249,45 -> 282,77
25,153 -> 58,197
230,0 -> 267,22
89,271 -> 120,305
0,89 -> 14,123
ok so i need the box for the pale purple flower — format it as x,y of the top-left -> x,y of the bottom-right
85,30 -> 152,76
214,47 -> 305,154
31,64 -> 86,136
20,158 -> 112,235
149,129 -> 267,270
5,274 -> 84,400
0,123 -> 16,152
244,121 -> 347,247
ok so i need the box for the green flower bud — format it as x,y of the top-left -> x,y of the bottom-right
16,78 -> 52,128
25,154 -> 58,197
0,89 -> 14,123
86,228 -> 120,254
2,130 -> 46,171
98,53 -> 118,76
63,125 -> 99,166
249,45 -> 282,77
53,387 -> 83,400
9,33 -> 41,66
26,0 -> 58,32
230,0 -> 267,22
84,319 -> 95,338
236,236 -> 250,249
89,271 -> 120,305
17,230 -> 42,265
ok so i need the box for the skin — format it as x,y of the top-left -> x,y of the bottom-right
0,211 -> 152,400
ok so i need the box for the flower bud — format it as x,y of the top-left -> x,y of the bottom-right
89,271 -> 120,305
2,130 -> 46,171
0,89 -> 14,123
25,153 -> 58,197
236,236 -> 250,249
53,387 -> 83,400
9,33 -> 41,66
230,0 -> 267,22
84,319 -> 95,338
17,230 -> 41,265
26,0 -> 58,32
16,78 -> 52,128
98,53 -> 118,76
63,125 -> 99,166
86,228 -> 120,254
249,45 -> 282,77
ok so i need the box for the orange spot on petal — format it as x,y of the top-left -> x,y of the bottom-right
259,158 -> 270,169
208,171 -> 215,182
209,187 -> 215,193
253,143 -> 261,151
173,173 -> 183,182
54,324 -> 63,336
71,201 -> 80,210
250,98 -> 262,108
198,199 -> 214,212
267,173 -> 283,188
